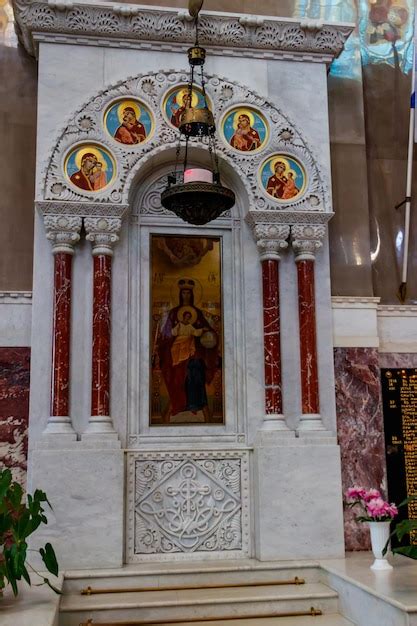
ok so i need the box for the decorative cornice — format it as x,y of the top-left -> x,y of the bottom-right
84,216 -> 122,256
331,296 -> 381,308
43,214 -> 82,255
12,1 -> 353,61
291,223 -> 326,262
0,291 -> 32,303
378,305 -> 417,316
35,200 -> 129,218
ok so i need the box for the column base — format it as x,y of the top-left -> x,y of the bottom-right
261,413 -> 292,432
297,413 -> 326,432
82,416 -> 120,447
43,417 -> 77,440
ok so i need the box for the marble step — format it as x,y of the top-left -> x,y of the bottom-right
59,582 -> 339,626
63,560 -> 320,594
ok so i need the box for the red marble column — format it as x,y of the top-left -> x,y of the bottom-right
262,259 -> 282,415
84,216 -> 121,438
292,223 -> 326,431
51,252 -> 73,418
296,259 -> 320,415
91,254 -> 112,417
44,215 -> 81,437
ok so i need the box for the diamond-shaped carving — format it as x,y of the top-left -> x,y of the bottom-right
133,455 -> 244,554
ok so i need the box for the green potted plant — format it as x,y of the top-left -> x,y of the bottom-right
0,468 -> 60,596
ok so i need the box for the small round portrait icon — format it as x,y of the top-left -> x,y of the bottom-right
65,144 -> 116,193
222,107 -> 268,153
260,155 -> 306,202
104,99 -> 154,146
163,86 -> 209,129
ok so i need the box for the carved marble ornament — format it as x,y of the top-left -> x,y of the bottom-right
13,0 -> 353,62
127,450 -> 250,559
41,70 -> 331,216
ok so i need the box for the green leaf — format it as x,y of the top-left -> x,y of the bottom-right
20,564 -> 31,586
0,470 -> 12,501
393,545 -> 417,559
39,543 -> 59,577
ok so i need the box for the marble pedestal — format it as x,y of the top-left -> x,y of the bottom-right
254,435 -> 345,560
28,447 -> 124,569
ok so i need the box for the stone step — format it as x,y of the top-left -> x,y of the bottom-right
63,560 -> 320,594
59,582 -> 339,626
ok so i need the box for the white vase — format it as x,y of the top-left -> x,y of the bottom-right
368,521 -> 393,571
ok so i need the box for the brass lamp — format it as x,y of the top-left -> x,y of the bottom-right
160,1 -> 235,225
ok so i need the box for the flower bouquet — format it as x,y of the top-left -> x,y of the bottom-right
345,486 -> 398,571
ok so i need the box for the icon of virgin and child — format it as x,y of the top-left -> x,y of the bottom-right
69,149 -> 109,191
229,110 -> 262,152
266,158 -> 301,200
156,278 -> 220,423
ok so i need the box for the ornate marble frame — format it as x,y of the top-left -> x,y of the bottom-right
40,69 -> 331,215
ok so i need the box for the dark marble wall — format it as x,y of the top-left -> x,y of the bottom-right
0,348 -> 31,486
0,3 -> 37,291
334,347 -> 386,550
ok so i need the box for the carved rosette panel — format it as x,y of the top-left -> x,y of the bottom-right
127,450 -> 250,560
41,70 -> 330,214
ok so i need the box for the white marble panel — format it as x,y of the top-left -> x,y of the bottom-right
332,297 -> 380,348
254,440 -> 345,560
0,292 -> 32,347
36,43 -> 106,193
28,448 -> 124,569
28,212 -> 54,443
378,305 -> 417,353
267,60 -> 331,180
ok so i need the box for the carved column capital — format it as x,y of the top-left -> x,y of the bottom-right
252,224 -> 290,262
84,217 -> 122,256
44,215 -> 82,255
291,224 -> 326,262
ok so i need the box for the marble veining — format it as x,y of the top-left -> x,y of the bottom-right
0,348 -> 30,485
91,254 -> 112,416
51,251 -> 72,416
297,260 -> 319,414
334,347 -> 386,550
262,259 -> 282,414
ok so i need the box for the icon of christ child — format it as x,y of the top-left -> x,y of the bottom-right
230,113 -> 261,152
114,106 -> 147,145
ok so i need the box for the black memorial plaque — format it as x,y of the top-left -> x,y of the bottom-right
381,368 -> 417,545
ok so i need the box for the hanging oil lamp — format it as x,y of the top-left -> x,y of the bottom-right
160,1 -> 235,225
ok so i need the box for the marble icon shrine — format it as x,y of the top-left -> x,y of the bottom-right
2,0 -> 417,624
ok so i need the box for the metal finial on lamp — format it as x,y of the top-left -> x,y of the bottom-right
160,0 -> 235,225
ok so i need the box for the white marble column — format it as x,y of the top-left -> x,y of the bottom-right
43,215 -> 82,439
83,217 -> 121,442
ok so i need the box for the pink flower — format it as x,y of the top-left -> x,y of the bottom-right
366,497 -> 397,520
345,486 -> 367,501
363,488 -> 381,502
